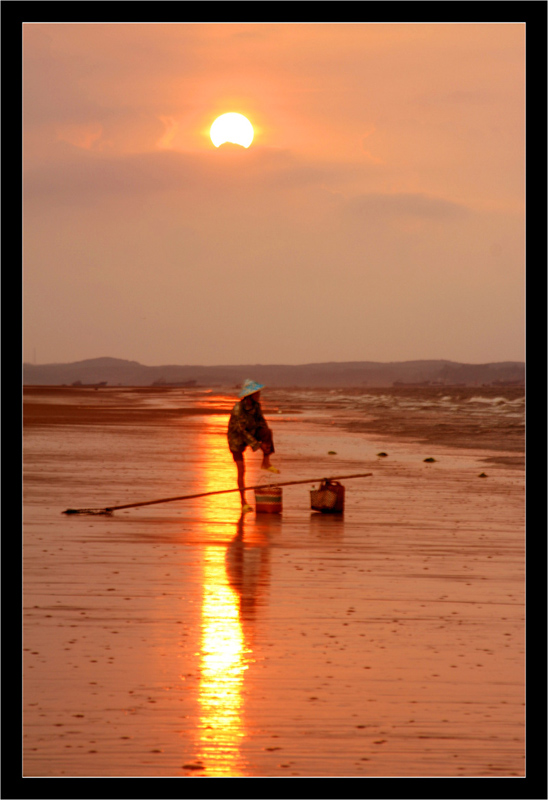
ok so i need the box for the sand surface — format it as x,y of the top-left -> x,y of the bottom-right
23,387 -> 525,778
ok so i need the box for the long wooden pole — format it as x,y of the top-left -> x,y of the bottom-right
62,473 -> 373,515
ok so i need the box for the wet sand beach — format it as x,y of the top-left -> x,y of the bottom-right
22,386 -> 525,779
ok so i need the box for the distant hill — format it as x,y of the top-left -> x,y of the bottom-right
23,357 -> 525,388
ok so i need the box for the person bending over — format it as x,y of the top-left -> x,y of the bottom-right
228,379 -> 280,512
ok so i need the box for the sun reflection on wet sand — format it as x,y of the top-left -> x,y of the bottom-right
198,546 -> 247,775
194,416 -> 250,776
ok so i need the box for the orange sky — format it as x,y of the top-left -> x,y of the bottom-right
23,22 -> 526,365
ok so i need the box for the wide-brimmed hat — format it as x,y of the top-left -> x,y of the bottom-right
239,379 -> 265,398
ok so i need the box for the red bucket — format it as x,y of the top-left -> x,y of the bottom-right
254,486 -> 283,514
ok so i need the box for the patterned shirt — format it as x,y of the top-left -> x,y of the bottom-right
227,396 -> 268,453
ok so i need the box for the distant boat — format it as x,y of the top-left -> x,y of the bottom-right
70,380 -> 108,388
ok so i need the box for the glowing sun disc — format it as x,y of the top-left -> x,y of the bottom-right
210,113 -> 254,148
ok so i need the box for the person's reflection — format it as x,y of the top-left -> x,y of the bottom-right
225,513 -> 274,622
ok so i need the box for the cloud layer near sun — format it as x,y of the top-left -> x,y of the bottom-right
23,22 -> 525,365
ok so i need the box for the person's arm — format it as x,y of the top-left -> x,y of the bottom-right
230,403 -> 261,450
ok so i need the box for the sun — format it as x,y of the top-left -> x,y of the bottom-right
210,113 -> 254,148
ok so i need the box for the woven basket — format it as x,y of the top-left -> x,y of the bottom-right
310,480 -> 345,513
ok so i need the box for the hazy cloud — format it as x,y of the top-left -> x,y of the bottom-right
345,192 -> 471,222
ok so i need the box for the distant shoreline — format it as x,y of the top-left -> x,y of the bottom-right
23,357 -> 525,389
23,385 -> 525,470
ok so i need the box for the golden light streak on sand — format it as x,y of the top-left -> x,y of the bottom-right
198,552 -> 247,776
195,415 -> 248,776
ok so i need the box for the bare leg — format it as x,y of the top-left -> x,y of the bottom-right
236,460 -> 253,511
260,443 -> 279,473
236,460 -> 246,505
